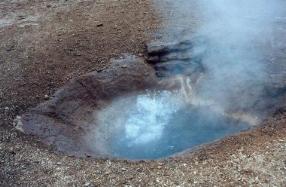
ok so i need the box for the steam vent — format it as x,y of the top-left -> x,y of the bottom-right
16,37 -> 286,160
3,0 -> 286,185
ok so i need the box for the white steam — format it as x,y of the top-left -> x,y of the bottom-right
157,0 -> 286,114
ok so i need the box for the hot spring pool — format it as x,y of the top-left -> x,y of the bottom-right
85,91 -> 251,160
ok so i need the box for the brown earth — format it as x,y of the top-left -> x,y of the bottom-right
0,0 -> 286,186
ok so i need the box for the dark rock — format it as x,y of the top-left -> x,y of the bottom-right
146,55 -> 160,64
154,60 -> 201,77
96,23 -> 103,27
18,15 -> 26,20
146,40 -> 193,57
146,36 -> 207,57
146,37 -> 207,70
145,38 -> 206,80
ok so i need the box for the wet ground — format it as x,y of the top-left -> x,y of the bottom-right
1,0 -> 286,186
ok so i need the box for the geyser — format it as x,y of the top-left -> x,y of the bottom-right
17,48 -> 283,160
86,90 -> 250,159
16,0 -> 286,160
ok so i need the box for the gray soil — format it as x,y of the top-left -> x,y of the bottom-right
1,0 -> 286,186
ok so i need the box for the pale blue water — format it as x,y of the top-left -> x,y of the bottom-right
94,91 -> 250,160
109,106 -> 249,160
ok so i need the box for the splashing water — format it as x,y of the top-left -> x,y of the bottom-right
120,91 -> 183,145
85,90 -> 250,159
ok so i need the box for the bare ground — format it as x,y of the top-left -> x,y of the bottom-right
0,0 -> 286,186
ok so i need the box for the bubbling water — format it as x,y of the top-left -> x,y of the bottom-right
85,90 -> 251,160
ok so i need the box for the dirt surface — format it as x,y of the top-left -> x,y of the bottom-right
1,0 -> 286,186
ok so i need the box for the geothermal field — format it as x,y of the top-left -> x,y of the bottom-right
1,0 -> 286,186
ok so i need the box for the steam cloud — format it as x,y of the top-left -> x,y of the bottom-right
157,0 -> 286,117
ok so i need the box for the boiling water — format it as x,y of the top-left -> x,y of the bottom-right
88,91 -> 250,160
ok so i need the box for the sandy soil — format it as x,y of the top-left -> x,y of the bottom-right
0,0 -> 286,186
